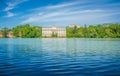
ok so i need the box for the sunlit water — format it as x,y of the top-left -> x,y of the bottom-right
0,38 -> 120,76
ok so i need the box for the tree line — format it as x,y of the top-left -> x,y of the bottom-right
0,23 -> 120,38
0,24 -> 42,38
67,23 -> 120,38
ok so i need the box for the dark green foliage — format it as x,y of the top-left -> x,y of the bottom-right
12,24 -> 42,38
1,27 -> 9,38
67,26 -> 80,37
66,24 -> 120,38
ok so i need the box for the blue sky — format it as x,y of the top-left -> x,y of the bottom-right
0,0 -> 120,28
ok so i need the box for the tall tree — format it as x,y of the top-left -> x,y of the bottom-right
1,27 -> 9,38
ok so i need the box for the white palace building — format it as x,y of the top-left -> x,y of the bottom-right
42,26 -> 66,37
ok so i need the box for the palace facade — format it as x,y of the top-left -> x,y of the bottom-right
42,26 -> 66,37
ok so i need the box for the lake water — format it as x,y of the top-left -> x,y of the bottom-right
0,38 -> 120,76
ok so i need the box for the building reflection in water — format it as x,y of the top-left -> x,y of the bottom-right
41,38 -> 67,54
41,38 -> 83,57
4,38 -> 120,60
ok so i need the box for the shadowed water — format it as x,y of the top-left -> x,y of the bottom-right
0,38 -> 120,76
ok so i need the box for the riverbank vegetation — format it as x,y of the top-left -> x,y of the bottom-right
67,23 -> 120,38
0,23 -> 120,38
12,24 -> 42,38
0,24 -> 42,38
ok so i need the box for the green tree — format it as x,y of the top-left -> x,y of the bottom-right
12,24 -> 42,38
1,27 -> 9,38
51,32 -> 57,37
66,25 -> 79,37
88,26 -> 97,38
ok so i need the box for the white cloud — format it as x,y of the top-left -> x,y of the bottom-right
32,1 -> 84,11
4,0 -> 28,11
20,1 -> 119,25
4,12 -> 15,17
46,2 -> 80,9
22,17 -> 39,24
3,0 -> 28,18
21,9 -> 104,24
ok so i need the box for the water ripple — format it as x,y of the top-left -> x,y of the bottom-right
0,38 -> 120,76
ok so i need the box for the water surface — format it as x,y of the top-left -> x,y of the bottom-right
0,38 -> 120,76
